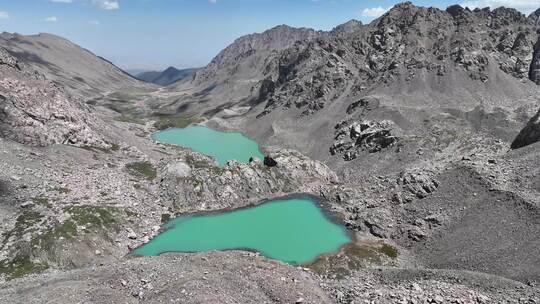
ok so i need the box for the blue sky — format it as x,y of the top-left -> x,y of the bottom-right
0,0 -> 538,71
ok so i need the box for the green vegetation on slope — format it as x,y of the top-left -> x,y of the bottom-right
153,113 -> 204,130
126,161 -> 157,180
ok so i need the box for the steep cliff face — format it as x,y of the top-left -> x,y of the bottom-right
530,36 -> 540,84
0,47 -> 106,147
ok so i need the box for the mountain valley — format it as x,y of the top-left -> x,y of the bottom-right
1,2 -> 540,303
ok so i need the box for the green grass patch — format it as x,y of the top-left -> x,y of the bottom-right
10,211 -> 42,237
65,205 -> 118,230
1,211 -> 44,250
51,187 -> 71,194
184,154 -> 223,174
126,161 -> 157,180
378,244 -> 398,258
31,220 -> 78,252
307,243 -> 396,279
161,213 -> 171,224
0,255 -> 48,280
153,113 -> 204,130
32,197 -> 52,208
110,143 -> 121,151
114,115 -> 146,125
107,91 -> 137,101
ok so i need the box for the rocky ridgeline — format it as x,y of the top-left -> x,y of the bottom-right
254,2 -> 539,115
0,47 -> 107,147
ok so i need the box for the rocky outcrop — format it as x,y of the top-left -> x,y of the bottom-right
0,47 -> 107,147
159,148 -> 338,213
511,108 -> 540,149
330,120 -> 398,160
394,169 -> 439,203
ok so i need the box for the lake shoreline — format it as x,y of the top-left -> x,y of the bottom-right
129,193 -> 353,265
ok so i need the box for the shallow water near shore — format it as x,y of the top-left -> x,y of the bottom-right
152,125 -> 265,166
132,196 -> 351,265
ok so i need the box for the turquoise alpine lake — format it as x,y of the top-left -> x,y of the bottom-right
152,126 -> 265,166
132,197 -> 351,265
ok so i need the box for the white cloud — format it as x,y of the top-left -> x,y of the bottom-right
361,6 -> 390,18
209,0 -> 217,3
92,0 -> 119,10
51,0 -> 73,3
461,0 -> 540,14
89,20 -> 100,25
45,16 -> 59,22
0,11 -> 9,19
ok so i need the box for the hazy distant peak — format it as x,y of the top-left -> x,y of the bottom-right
136,66 -> 199,86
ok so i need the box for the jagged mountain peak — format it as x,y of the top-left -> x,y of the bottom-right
530,7 -> 540,25
331,19 -> 363,35
192,23 -> 319,84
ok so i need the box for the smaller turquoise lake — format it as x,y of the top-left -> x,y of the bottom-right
132,197 -> 351,265
152,126 -> 265,166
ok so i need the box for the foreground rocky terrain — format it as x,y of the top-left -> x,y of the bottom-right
1,2 -> 540,303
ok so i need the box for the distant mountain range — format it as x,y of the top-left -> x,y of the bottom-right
136,66 -> 199,86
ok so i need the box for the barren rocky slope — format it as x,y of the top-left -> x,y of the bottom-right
0,32 -> 147,97
0,47 -> 106,147
1,2 -> 540,303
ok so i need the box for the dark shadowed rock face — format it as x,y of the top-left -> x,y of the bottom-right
530,36 -> 540,84
0,47 -> 106,147
511,109 -> 540,149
